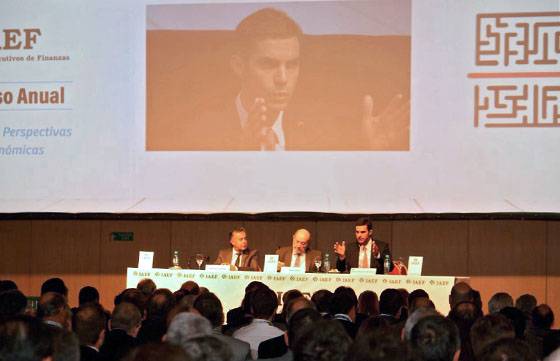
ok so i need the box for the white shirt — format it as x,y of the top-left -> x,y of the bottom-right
236,94 -> 286,151
232,318 -> 284,360
290,252 -> 306,270
231,247 -> 242,266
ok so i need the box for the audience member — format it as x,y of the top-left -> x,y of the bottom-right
100,302 -> 142,361
193,292 -> 251,361
233,287 -> 283,359
410,315 -> 460,361
0,289 -> 28,318
330,286 -> 359,338
38,292 -> 71,331
488,292 -> 514,314
515,294 -> 537,317
166,312 -> 212,347
470,314 -> 515,357
0,315 -> 53,361
73,303 -> 107,361
41,278 -> 69,298
125,343 -> 189,361
478,337 -> 537,361
449,283 -> 473,311
179,335 -> 232,361
136,279 -> 157,299
137,288 -> 176,344
293,319 -> 351,361
310,290 -> 333,318
379,288 -> 406,325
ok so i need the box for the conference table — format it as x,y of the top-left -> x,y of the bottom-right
126,267 -> 457,315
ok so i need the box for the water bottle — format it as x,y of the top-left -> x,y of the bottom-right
323,253 -> 331,273
383,254 -> 391,274
171,250 -> 181,269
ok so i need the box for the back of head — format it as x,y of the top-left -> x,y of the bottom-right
285,296 -> 315,323
515,294 -> 537,317
241,282 -> 268,314
488,292 -> 514,314
111,302 -> 142,333
293,319 -> 351,361
50,328 -> 79,361
147,289 -> 176,320
0,290 -> 28,318
409,289 -> 430,314
350,327 -> 409,361
410,315 -> 460,361
115,288 -> 148,316
449,283 -> 472,309
532,304 -> 554,329
311,290 -> 333,314
448,301 -> 482,342
41,278 -> 68,297
180,281 -> 200,296
287,308 -> 321,348
180,335 -> 232,361
78,286 -> 99,305
73,303 -> 106,346
0,315 -> 53,361
403,307 -> 440,341
193,292 -> 224,328
166,312 -> 212,346
234,8 -> 302,56
470,314 -> 515,357
38,292 -> 69,319
499,307 -> 527,339
478,338 -> 537,361
0,280 -> 18,293
379,288 -> 404,317
330,287 -> 358,316
137,279 -> 157,298
358,291 -> 379,316
251,288 -> 278,319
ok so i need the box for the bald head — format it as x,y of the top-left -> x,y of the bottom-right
292,229 -> 310,254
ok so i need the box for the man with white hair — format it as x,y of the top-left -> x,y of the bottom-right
166,312 -> 212,346
276,228 -> 322,272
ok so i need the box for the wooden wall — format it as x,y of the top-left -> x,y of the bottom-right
0,217 -> 558,322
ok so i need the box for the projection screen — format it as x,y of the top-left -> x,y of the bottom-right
0,0 -> 558,214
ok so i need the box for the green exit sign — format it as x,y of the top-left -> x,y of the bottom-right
111,232 -> 134,241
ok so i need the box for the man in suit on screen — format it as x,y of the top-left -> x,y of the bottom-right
214,227 -> 261,271
276,228 -> 322,272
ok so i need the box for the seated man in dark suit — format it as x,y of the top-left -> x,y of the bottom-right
330,286 -> 359,339
214,227 -> 260,271
73,303 -> 107,361
276,228 -> 322,272
100,302 -> 141,361
334,217 -> 393,274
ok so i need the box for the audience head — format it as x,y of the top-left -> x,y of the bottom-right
403,307 -> 440,341
515,294 -> 537,317
358,291 -> 379,317
78,286 -> 99,305
470,313 -> 515,357
40,278 -> 68,298
0,315 -> 53,361
285,296 -> 315,323
180,281 -> 200,296
114,288 -> 147,316
379,288 -> 405,319
311,289 -> 333,315
410,315 -> 460,361
193,292 -> 224,328
251,288 -> 278,320
409,289 -> 432,314
449,282 -> 472,309
0,280 -> 18,293
293,319 -> 352,361
147,288 -> 176,320
179,335 -> 232,361
532,304 -> 554,329
499,306 -> 527,339
166,312 -> 212,346
50,327 -> 80,361
73,303 -> 106,347
350,326 -> 410,361
330,287 -> 358,320
0,290 -> 27,318
287,308 -> 322,347
478,337 -> 537,361
38,292 -> 71,330
488,292 -> 513,314
110,302 -> 142,336
137,278 -> 157,298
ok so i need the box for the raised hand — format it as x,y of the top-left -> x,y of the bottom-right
361,94 -> 410,150
333,240 -> 346,259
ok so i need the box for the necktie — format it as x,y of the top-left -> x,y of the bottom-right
235,253 -> 242,268
261,128 -> 278,151
359,245 -> 368,268
293,254 -> 302,268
